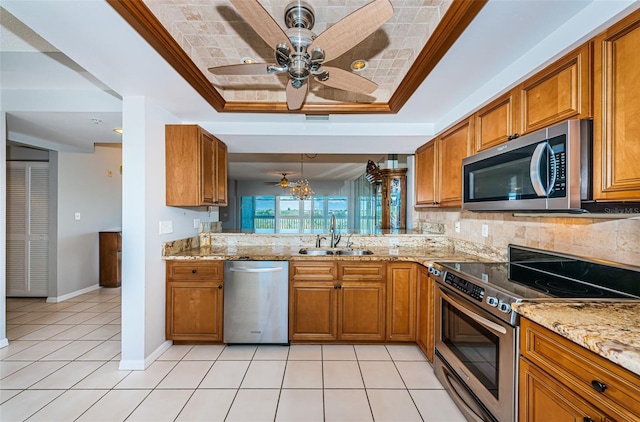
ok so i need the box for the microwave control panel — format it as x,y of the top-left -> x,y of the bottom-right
549,137 -> 567,197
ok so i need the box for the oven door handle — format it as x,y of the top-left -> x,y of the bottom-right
440,289 -> 507,335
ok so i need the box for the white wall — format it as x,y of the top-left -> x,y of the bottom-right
1,112 -> 8,348
120,97 -> 218,369
54,145 -> 123,298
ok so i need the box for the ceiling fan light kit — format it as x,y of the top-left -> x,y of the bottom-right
208,0 -> 394,110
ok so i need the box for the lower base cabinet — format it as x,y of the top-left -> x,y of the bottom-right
416,265 -> 434,362
520,359 -> 609,422
519,318 -> 640,422
166,261 -> 223,342
289,262 -> 386,342
289,281 -> 337,341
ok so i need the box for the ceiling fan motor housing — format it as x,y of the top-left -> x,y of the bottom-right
284,1 -> 315,29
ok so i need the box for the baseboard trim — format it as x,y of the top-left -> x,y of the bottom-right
47,284 -> 100,303
118,340 -> 172,371
0,338 -> 9,349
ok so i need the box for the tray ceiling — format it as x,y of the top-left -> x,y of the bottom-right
110,0 -> 485,114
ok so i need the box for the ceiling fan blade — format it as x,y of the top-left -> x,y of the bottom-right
286,80 -> 308,110
309,0 -> 393,63
316,66 -> 377,95
207,63 -> 272,75
229,0 -> 293,52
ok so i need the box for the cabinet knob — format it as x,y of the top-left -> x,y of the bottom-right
191,269 -> 197,274
218,285 -> 223,289
334,285 -> 339,289
591,380 -> 607,393
583,418 -> 595,422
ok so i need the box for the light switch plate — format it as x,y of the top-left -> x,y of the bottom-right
193,218 -> 201,229
482,224 -> 489,237
75,212 -> 81,221
455,222 -> 461,233
159,220 -> 174,234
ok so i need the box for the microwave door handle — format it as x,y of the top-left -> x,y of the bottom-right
440,289 -> 507,335
530,143 -> 548,197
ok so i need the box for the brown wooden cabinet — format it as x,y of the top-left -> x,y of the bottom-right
99,231 -> 121,288
166,261 -> 223,342
386,263 -> 417,342
592,9 -> 640,201
415,141 -> 437,206
519,318 -> 640,422
165,124 -> 228,207
289,261 -> 386,342
415,117 -> 473,208
474,91 -> 520,152
520,358 -> 609,422
415,265 -> 434,362
289,280 -> 338,341
518,44 -> 591,135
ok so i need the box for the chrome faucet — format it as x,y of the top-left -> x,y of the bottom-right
329,214 -> 341,248
315,234 -> 326,248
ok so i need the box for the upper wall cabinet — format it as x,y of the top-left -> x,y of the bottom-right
474,91 -> 520,152
592,9 -> 640,201
415,117 -> 474,208
166,124 -> 228,207
519,44 -> 592,135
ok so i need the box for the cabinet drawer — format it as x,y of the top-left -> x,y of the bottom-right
521,319 -> 640,420
290,262 -> 337,281
338,263 -> 386,281
166,261 -> 223,281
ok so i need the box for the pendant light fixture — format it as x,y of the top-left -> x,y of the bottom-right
290,154 -> 314,199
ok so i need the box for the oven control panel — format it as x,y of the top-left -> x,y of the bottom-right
444,272 -> 485,301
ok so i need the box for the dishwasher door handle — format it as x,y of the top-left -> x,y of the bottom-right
228,267 -> 284,273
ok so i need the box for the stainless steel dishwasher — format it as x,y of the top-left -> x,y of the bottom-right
223,261 -> 289,344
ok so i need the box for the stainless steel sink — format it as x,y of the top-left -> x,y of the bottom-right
298,248 -> 373,256
298,248 -> 334,255
335,249 -> 374,256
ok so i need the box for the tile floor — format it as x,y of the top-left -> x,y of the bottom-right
2,287 -> 466,421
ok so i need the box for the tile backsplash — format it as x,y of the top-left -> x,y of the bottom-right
415,210 -> 640,267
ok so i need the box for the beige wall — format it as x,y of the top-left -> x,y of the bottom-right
415,210 -> 640,267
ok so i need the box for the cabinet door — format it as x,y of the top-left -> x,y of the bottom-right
200,131 -> 215,205
593,10 -> 640,201
166,282 -> 223,341
386,263 -> 417,341
416,266 -> 434,362
289,281 -> 337,341
475,91 -> 520,152
415,141 -> 437,206
338,282 -> 386,342
519,359 -> 608,422
214,140 -> 228,206
438,118 -> 473,207
519,44 -> 591,135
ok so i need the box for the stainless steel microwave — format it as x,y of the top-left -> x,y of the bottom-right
462,119 -> 592,211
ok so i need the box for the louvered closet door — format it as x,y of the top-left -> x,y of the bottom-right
7,162 -> 49,297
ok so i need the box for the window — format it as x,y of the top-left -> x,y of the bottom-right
241,196 -> 348,234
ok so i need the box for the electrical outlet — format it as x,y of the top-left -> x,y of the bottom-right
193,218 -> 201,229
481,224 -> 489,237
159,220 -> 174,234
75,212 -> 81,221
454,222 -> 461,233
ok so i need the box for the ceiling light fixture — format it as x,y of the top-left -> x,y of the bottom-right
350,60 -> 368,72
113,128 -> 123,134
290,154 -> 314,200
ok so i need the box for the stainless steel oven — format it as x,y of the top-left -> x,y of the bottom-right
431,245 -> 640,422
434,278 -> 516,422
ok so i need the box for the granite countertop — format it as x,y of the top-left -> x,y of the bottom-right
513,301 -> 640,377
163,245 -> 484,268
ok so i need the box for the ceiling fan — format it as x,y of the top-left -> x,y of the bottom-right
207,0 -> 394,110
264,173 -> 300,188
